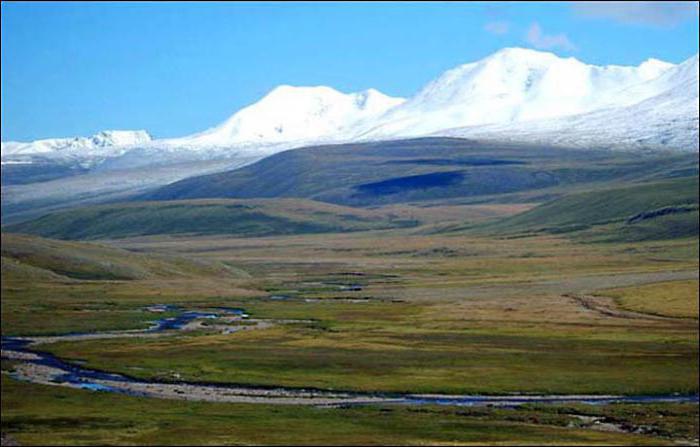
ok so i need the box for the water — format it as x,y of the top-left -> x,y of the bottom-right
2,307 -> 698,407
400,394 -> 699,407
213,307 -> 248,315
148,311 -> 219,332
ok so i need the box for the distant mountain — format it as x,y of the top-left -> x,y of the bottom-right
1,130 -> 152,163
171,86 -> 404,147
3,47 -> 696,169
356,48 -> 679,139
2,48 -> 697,223
0,87 -> 404,171
436,53 -> 699,151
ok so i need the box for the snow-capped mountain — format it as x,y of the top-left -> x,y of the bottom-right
2,46 -> 697,206
435,53 -> 699,151
1,87 -> 404,169
3,47 -> 696,167
1,130 -> 152,161
355,47 -> 681,139
2,47 -> 697,224
171,86 -> 404,147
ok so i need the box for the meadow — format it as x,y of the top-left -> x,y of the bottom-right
2,222 -> 699,445
6,376 -> 698,446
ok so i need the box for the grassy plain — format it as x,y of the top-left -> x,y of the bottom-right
27,231 -> 698,397
3,376 -> 695,446
602,280 -> 699,319
2,201 -> 699,444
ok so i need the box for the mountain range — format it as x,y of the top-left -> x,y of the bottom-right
2,47 -> 698,223
3,48 -> 698,163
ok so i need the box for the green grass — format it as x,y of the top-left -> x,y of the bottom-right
585,210 -> 700,243
0,276 -> 265,336
140,137 -> 698,207
2,227 -> 698,445
4,199 -> 417,240
1,233 -> 238,280
602,280 -> 699,319
1,376 -> 686,446
1,233 -> 256,336
481,176 -> 699,241
521,402 -> 700,441
43,298 -> 699,395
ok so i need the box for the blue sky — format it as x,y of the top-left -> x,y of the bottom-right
2,1 -> 698,141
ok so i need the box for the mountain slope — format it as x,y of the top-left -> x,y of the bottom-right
141,138 -> 699,207
5,198 -> 417,240
2,48 -> 696,223
480,176 -> 699,242
173,86 -> 404,147
356,48 -> 681,139
1,157 -> 258,225
1,233 -> 235,280
438,54 -> 699,151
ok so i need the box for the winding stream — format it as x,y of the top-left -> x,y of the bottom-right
2,306 -> 698,407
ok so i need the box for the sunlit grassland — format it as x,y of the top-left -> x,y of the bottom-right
1,234 -> 262,336
44,300 -> 699,395
6,230 -> 699,395
2,376 -> 689,446
5,231 -> 696,337
109,231 -> 699,280
0,278 -> 264,336
602,280 -> 699,319
2,229 -> 698,445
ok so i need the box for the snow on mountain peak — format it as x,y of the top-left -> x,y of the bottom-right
1,130 -> 152,159
175,85 -> 405,146
2,47 -> 695,165
358,48 -> 680,139
352,88 -> 403,112
434,52 -> 698,152
89,130 -> 152,147
639,58 -> 675,79
488,46 -> 562,61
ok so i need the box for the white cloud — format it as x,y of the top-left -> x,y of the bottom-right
484,21 -> 509,35
572,1 -> 699,27
524,23 -> 576,51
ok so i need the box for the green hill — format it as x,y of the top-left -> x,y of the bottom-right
141,138 -> 698,206
4,198 -> 417,241
481,176 -> 699,241
1,233 -> 238,281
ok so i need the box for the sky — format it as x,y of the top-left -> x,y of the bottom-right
1,1 -> 698,142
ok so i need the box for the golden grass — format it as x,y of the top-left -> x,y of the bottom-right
604,280 -> 699,319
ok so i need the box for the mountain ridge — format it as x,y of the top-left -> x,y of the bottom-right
3,47 -> 696,164
2,47 -> 697,220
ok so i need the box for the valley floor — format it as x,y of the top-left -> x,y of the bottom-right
2,229 -> 698,445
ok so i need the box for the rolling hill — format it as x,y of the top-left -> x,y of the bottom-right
1,233 -> 238,281
4,198 -> 418,240
479,176 -> 699,241
141,138 -> 698,207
